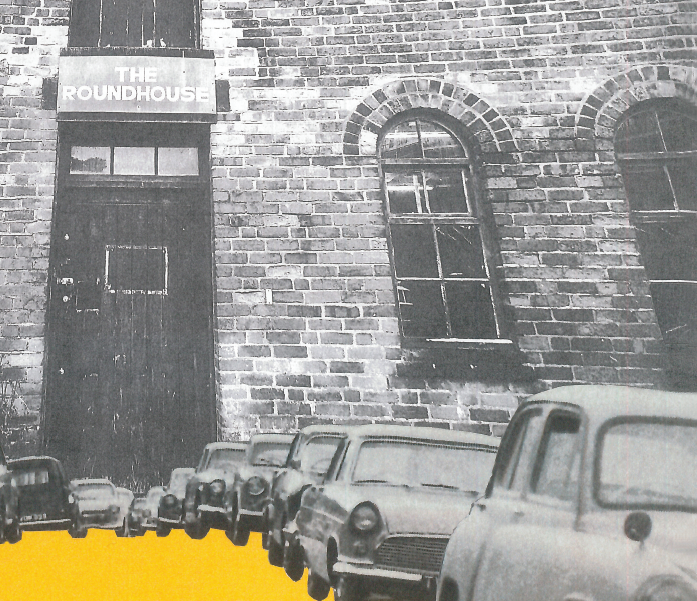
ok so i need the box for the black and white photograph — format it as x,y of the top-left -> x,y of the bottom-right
0,0 -> 696,599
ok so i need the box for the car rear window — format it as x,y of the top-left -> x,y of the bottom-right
15,469 -> 50,487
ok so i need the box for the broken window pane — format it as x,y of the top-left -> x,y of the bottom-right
622,163 -> 676,211
436,225 -> 487,279
391,225 -> 438,278
649,282 -> 697,347
70,146 -> 110,174
446,282 -> 498,339
425,170 -> 469,213
113,147 -> 155,175
420,121 -> 466,159
382,121 -> 421,159
158,147 -> 199,176
398,280 -> 447,338
385,171 -> 423,213
633,219 -> 697,281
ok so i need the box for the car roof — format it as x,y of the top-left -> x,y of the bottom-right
8,456 -> 62,468
171,467 -> 195,475
204,442 -> 247,452
349,424 -> 499,448
300,424 -> 352,436
71,478 -> 114,487
249,433 -> 296,444
525,385 -> 697,422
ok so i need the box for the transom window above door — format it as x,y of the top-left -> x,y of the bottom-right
70,146 -> 199,176
379,113 -> 509,346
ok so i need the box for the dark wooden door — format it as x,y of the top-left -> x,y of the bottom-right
44,186 -> 215,489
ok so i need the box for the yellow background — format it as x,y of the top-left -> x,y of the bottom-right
1,530 -> 331,601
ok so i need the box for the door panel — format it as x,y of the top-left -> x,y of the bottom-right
44,187 -> 214,489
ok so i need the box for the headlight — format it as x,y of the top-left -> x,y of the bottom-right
162,494 -> 178,507
349,502 -> 380,533
638,577 -> 697,601
210,480 -> 225,497
247,477 -> 266,496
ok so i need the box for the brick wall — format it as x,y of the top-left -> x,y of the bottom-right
0,0 -> 67,453
207,0 -> 697,439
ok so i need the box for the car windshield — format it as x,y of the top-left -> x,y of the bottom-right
250,442 -> 291,467
168,471 -> 193,494
208,449 -> 245,470
298,436 -> 343,474
74,484 -> 114,500
352,440 -> 497,492
598,420 -> 697,511
147,488 -> 164,501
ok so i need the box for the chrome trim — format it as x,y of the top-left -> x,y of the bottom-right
158,517 -> 183,524
239,508 -> 263,517
332,562 -> 423,582
198,504 -> 225,514
22,518 -> 72,526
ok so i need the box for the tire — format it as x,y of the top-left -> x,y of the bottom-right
184,520 -> 209,540
307,569 -> 330,601
334,576 -> 367,601
69,523 -> 88,538
5,522 -> 21,544
268,535 -> 283,567
283,540 -> 304,582
156,522 -> 172,537
225,499 -> 249,546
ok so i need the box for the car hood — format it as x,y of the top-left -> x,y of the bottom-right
335,484 -> 476,536
78,499 -> 113,511
194,468 -> 237,485
238,465 -> 279,483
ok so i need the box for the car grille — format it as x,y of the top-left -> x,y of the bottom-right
375,536 -> 449,575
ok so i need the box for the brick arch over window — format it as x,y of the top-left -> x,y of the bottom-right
575,65 -> 697,142
343,79 -> 518,157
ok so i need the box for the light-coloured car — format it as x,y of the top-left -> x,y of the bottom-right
70,478 -> 121,537
289,424 -> 499,601
157,467 -> 195,536
140,486 -> 166,531
114,487 -> 133,537
438,385 -> 697,601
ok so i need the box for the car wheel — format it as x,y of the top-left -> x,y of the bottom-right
307,568 -> 330,601
334,576 -> 367,601
268,535 -> 283,567
226,499 -> 249,546
69,523 -> 88,538
184,520 -> 209,540
5,521 -> 21,544
156,522 -> 171,537
283,539 -> 304,582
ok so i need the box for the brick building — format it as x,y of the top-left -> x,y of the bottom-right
0,0 -> 695,484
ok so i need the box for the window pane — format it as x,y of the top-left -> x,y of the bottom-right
634,218 -> 697,281
397,280 -> 447,338
385,171 -> 423,213
70,146 -> 110,174
419,121 -> 465,159
622,163 -> 676,211
667,158 -> 697,211
425,170 -> 469,213
436,225 -> 487,278
616,110 -> 665,154
649,282 -> 697,347
113,147 -> 155,175
532,413 -> 581,501
446,281 -> 498,339
158,147 -> 199,176
657,110 -> 697,153
391,224 -> 439,278
381,121 -> 422,159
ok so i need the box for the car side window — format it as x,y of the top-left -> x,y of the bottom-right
530,411 -> 582,502
323,440 -> 349,482
492,408 -> 543,494
196,449 -> 209,473
286,434 -> 302,467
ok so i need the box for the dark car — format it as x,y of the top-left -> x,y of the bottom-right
127,496 -> 147,536
438,385 -> 697,601
288,424 -> 499,601
157,467 -> 195,536
183,441 -> 247,539
225,432 -> 295,546
8,456 -> 76,533
265,425 -> 350,567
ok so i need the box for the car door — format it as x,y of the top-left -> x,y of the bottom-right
474,407 -> 584,601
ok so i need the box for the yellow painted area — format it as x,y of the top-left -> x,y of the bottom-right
0,530 -> 332,601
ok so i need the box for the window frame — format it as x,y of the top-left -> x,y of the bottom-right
377,109 -> 512,350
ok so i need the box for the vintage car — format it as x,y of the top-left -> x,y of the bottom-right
114,487 -> 133,537
287,424 -> 499,601
0,445 -> 21,544
126,495 -> 147,536
225,432 -> 295,546
140,485 -> 166,531
265,425 -> 350,566
157,467 -> 195,536
437,385 -> 697,601
183,441 -> 248,539
8,456 -> 76,533
70,478 -> 122,537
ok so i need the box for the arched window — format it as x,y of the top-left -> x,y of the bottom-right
616,99 -> 697,375
379,112 -> 507,345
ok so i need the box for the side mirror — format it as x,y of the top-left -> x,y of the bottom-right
624,511 -> 652,543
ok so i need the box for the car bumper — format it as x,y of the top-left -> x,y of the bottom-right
20,517 -> 73,531
333,560 -> 434,585
238,508 -> 264,532
158,516 -> 185,526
